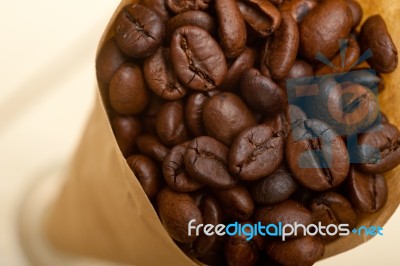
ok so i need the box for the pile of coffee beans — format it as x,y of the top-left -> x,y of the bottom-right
96,0 -> 399,265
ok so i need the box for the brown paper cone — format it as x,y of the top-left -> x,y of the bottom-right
45,0 -> 400,265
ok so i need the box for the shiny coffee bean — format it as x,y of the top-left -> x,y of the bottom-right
203,92 -> 257,145
279,0 -> 318,23
143,47 -> 188,100
167,0 -> 210,13
185,136 -> 237,188
345,0 -> 362,28
111,115 -> 142,157
347,166 -> 388,213
114,4 -> 165,58
229,124 -> 285,181
213,185 -> 254,220
286,119 -> 350,191
251,166 -> 298,205
170,26 -> 228,91
142,0 -> 170,22
126,155 -> 161,199
157,188 -> 203,243
136,134 -> 169,162
359,15 -> 398,73
163,142 -> 203,192
156,100 -> 189,147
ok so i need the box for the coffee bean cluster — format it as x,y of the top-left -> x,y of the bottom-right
96,0 -> 399,265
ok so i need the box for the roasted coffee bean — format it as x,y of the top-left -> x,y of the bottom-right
229,124 -> 285,181
286,59 -> 313,80
156,100 -> 189,147
109,63 -> 149,116
157,188 -> 203,243
185,136 -> 237,188
279,0 -> 318,23
142,95 -> 165,135
215,0 -> 247,58
112,115 -> 142,157
347,166 -> 388,213
213,185 -> 254,220
345,0 -> 362,28
142,0 -> 171,22
136,134 -> 169,162
288,104 -> 307,124
251,166 -> 298,205
240,68 -> 287,116
126,155 -> 161,199
238,0 -> 281,37
263,113 -> 290,137
114,4 -> 165,58
167,0 -> 210,13
203,92 -> 257,145
299,0 -> 352,61
359,15 -> 398,73
170,26 -> 228,91
286,119 -> 349,191
355,123 -> 400,174
263,12 -> 299,80
143,47 -> 188,100
266,236 -> 325,266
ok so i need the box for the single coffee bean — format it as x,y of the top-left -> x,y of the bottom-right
167,0 -> 210,13
156,100 -> 189,147
345,0 -> 362,28
213,185 -> 254,220
203,92 -> 257,145
266,236 -> 325,266
109,63 -> 149,116
229,124 -> 285,181
185,136 -> 237,188
114,4 -> 165,58
299,0 -> 352,61
126,154 -> 161,199
288,104 -> 307,124
142,0 -> 170,22
111,115 -> 142,157
215,0 -> 247,58
279,0 -> 318,23
251,166 -> 298,205
170,26 -> 228,91
347,166 -> 388,213
286,59 -> 314,80
136,134 -> 169,162
157,188 -> 203,243
286,119 -> 350,191
359,15 -> 398,73
263,12 -> 299,80
143,47 -> 188,100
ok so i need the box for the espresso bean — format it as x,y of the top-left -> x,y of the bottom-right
143,47 -> 188,100
279,0 -> 318,23
114,4 -> 165,58
266,236 -> 325,266
286,119 -> 349,191
347,166 -> 388,213
170,26 -> 228,91
185,136 -> 237,188
203,92 -> 257,145
109,63 -> 149,116
136,134 -> 169,162
142,0 -> 170,22
359,15 -> 398,73
299,0 -> 352,61
345,0 -> 362,28
167,0 -> 210,13
112,115 -> 142,157
156,100 -> 189,147
126,155 -> 160,199
214,185 -> 254,220
166,11 -> 215,41
157,188 -> 203,243
229,124 -> 285,181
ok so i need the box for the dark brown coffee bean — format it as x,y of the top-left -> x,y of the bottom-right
266,236 -> 325,266
156,100 -> 189,147
251,166 -> 298,205
347,166 -> 388,213
263,12 -> 299,80
345,0 -> 362,28
279,0 -> 318,23
203,92 -> 257,145
229,124 -> 285,181
143,47 -> 188,100
109,63 -> 149,116
185,136 -> 237,188
359,15 -> 398,73
214,185 -> 254,220
240,68 -> 287,116
142,0 -> 171,22
166,11 -> 215,41
170,26 -> 228,91
114,4 -> 165,58
136,134 -> 169,162
167,0 -> 210,13
142,95 -> 165,135
111,115 -> 142,157
157,188 -> 203,243
215,0 -> 247,58
286,119 -> 350,191
126,155 -> 161,199
299,0 -> 352,61
286,59 -> 313,80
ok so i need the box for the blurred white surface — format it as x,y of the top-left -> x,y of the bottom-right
0,1 -> 399,266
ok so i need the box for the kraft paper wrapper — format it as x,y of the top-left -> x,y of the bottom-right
45,0 -> 400,265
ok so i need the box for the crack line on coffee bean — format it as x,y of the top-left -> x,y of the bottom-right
125,11 -> 155,41
317,203 -> 339,224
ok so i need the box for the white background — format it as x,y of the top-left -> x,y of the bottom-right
0,1 -> 399,265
